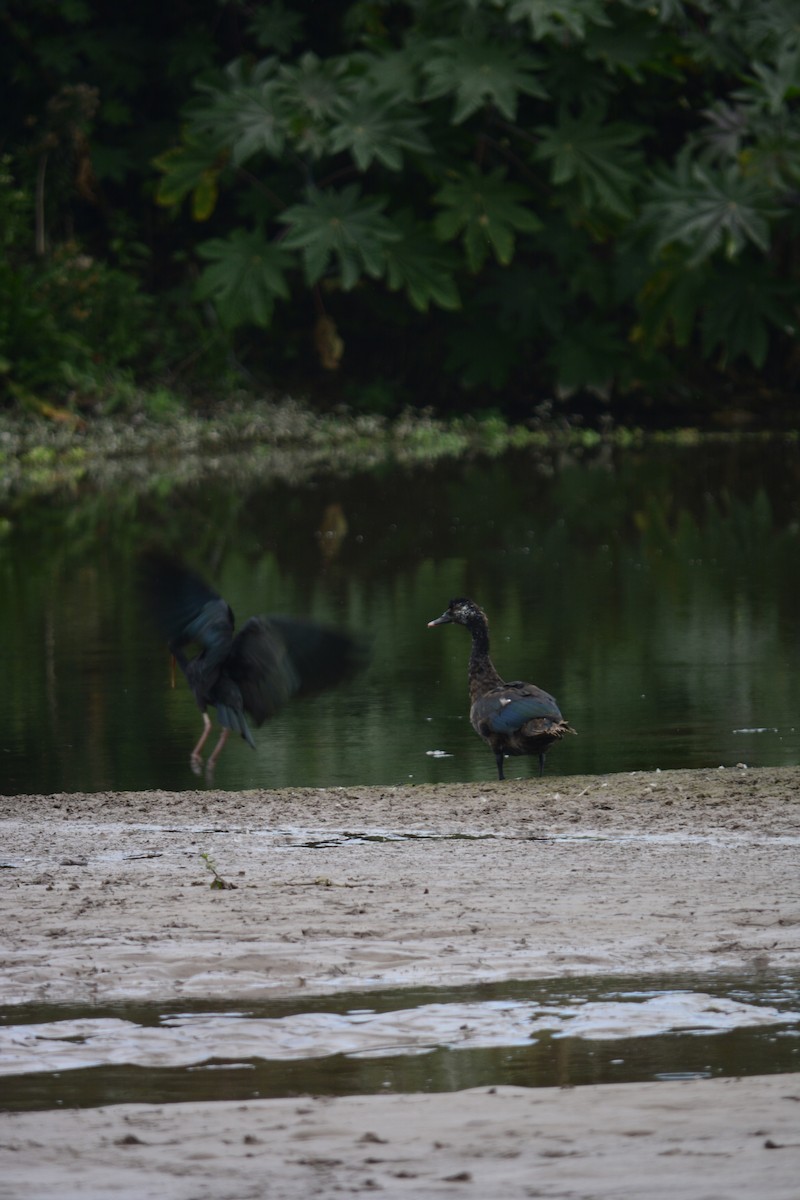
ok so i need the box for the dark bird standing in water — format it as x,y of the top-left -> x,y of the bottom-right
142,553 -> 363,774
428,597 -> 576,780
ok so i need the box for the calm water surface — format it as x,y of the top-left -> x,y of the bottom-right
1,436 -> 798,793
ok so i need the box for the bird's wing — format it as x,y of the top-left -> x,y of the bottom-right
140,553 -> 234,669
268,615 -> 366,697
225,617 -> 301,725
226,615 -> 365,725
476,683 -> 563,734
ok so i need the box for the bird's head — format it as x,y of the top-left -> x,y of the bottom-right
427,597 -> 486,630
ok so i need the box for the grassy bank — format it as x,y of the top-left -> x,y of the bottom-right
3,393 -> 793,503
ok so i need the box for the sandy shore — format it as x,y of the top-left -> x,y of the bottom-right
1,765 -> 799,1197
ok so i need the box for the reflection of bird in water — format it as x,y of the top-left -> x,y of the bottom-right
142,553 -> 363,775
428,597 -> 576,780
315,502 -> 348,564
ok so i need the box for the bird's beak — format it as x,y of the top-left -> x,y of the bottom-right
427,612 -> 452,627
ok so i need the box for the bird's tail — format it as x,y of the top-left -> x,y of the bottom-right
215,703 -> 256,749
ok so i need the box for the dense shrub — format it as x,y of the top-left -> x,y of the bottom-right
2,1 -> 800,420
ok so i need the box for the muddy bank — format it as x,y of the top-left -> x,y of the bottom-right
2,1076 -> 800,1200
2,766 -> 799,1199
2,766 -> 798,1006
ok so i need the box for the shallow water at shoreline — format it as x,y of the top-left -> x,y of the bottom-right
1,437 -> 799,793
2,971 -> 799,1112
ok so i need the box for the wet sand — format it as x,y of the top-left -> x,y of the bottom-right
1,766 -> 799,1197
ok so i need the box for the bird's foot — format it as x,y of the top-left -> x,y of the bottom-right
189,753 -> 204,777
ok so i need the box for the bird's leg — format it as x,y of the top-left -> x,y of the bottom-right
538,751 -> 545,777
495,751 -> 505,781
191,712 -> 213,768
206,727 -> 230,770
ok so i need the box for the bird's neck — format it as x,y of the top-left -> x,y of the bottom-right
466,620 -> 504,698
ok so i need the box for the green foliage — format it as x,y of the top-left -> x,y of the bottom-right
195,230 -> 290,327
384,213 -> 461,312
421,37 -> 547,123
641,158 -> 778,264
277,52 -> 351,157
549,319 -> 631,393
700,263 -> 790,368
535,111 -> 645,218
200,851 -> 237,890
329,92 -> 432,171
634,255 -> 709,351
248,1 -> 305,55
3,0 -> 800,417
154,135 -> 225,219
280,186 -> 400,288
503,0 -> 611,41
192,63 -> 287,167
433,167 -> 542,271
0,158 -> 156,404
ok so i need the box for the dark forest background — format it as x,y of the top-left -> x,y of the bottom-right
3,0 -> 800,426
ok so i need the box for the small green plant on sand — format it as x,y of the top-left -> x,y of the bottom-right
200,850 -> 237,890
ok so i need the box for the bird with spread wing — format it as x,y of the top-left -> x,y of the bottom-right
142,553 -> 364,775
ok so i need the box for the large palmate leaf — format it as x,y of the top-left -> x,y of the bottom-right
433,166 -> 541,271
384,213 -> 461,312
730,0 -> 800,59
741,123 -> 800,188
641,159 -> 779,264
248,1 -> 304,55
348,46 -> 422,104
329,93 -> 432,171
154,136 -> 224,220
701,262 -> 790,368
276,52 -> 352,157
277,51 -> 350,120
503,0 -> 611,41
195,230 -> 290,328
635,250 -> 792,367
696,97 -> 800,187
738,48 -> 800,117
178,59 -> 288,170
535,112 -> 645,218
422,37 -> 546,123
193,82 -> 287,167
695,102 -> 750,164
633,254 -> 709,350
583,9 -> 677,81
280,185 -> 400,289
549,319 -> 629,393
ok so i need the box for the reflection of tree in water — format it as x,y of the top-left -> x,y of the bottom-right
0,440 -> 798,791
